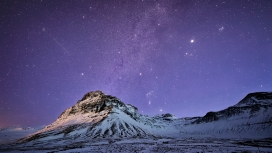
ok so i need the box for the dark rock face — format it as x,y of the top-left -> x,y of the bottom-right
240,92 -> 272,102
58,90 -> 134,119
161,113 -> 174,118
80,90 -> 104,101
194,111 -> 218,123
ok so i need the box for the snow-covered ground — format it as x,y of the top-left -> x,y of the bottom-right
0,126 -> 44,145
1,137 -> 271,152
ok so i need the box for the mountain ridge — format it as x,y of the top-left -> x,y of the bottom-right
17,91 -> 272,143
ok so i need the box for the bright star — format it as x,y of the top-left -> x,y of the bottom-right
190,39 -> 194,43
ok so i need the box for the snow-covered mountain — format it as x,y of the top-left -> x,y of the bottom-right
181,92 -> 272,138
17,91 -> 272,144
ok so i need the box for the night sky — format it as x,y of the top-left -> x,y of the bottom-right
1,0 -> 272,128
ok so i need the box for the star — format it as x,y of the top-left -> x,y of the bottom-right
190,39 -> 194,43
185,52 -> 193,56
146,91 -> 153,97
219,26 -> 224,32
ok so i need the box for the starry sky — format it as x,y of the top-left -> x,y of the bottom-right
1,0 -> 272,127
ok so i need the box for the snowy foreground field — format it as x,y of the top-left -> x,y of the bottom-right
0,137 -> 272,153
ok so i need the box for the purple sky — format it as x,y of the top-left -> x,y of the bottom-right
1,0 -> 271,127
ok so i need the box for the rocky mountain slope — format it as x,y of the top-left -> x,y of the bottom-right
17,91 -> 272,143
182,92 -> 272,138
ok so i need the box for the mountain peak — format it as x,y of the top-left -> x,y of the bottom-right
235,92 -> 272,107
80,90 -> 104,101
58,90 -> 130,120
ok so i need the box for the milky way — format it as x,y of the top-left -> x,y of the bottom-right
0,0 -> 271,127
